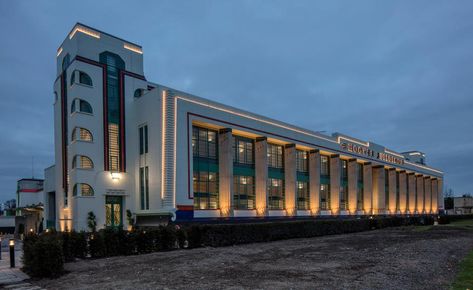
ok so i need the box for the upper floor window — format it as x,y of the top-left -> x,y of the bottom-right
71,70 -> 93,86
139,125 -> 148,155
233,136 -> 254,165
296,150 -> 308,173
71,127 -> 93,142
267,144 -> 283,169
71,98 -> 93,114
72,155 -> 94,169
192,126 -> 217,159
134,88 -> 145,98
321,155 -> 330,176
73,183 -> 94,197
341,160 -> 348,179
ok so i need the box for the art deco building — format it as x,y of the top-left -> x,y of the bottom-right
48,23 -> 443,231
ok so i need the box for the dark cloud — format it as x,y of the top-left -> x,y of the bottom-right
0,0 -> 472,200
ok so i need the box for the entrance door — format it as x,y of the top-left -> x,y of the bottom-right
105,196 -> 123,228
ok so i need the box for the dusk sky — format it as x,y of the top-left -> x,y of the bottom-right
0,0 -> 472,201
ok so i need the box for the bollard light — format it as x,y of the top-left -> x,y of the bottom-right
9,239 -> 14,268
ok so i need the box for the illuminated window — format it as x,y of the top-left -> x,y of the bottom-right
320,184 -> 331,210
267,144 -> 283,169
340,160 -> 348,210
109,123 -> 120,171
296,150 -> 308,173
297,181 -> 309,210
193,171 -> 219,210
233,175 -> 255,210
192,126 -> 218,159
71,127 -> 93,142
71,98 -> 93,114
321,155 -> 330,176
233,136 -> 254,165
72,183 -> 94,197
72,155 -> 94,169
267,178 -> 284,210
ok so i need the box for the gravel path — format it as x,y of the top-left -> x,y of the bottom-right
33,225 -> 473,290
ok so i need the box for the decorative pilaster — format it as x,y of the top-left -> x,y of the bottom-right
330,155 -> 340,215
309,150 -> 321,215
255,137 -> 268,216
399,171 -> 407,214
431,178 -> 438,214
363,162 -> 373,214
416,175 -> 425,214
284,144 -> 297,216
424,177 -> 432,214
347,159 -> 358,214
408,173 -> 416,214
218,128 -> 233,217
372,166 -> 385,214
388,169 -> 397,214
438,178 -> 444,210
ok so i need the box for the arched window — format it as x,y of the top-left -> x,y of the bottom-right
72,127 -> 93,142
71,98 -> 93,114
72,155 -> 94,169
134,88 -> 145,98
73,183 -> 94,196
71,70 -> 93,87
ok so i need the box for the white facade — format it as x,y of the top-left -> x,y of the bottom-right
50,23 -> 444,231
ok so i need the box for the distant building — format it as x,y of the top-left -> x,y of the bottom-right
452,196 -> 473,215
16,178 -> 45,234
46,23 -> 444,231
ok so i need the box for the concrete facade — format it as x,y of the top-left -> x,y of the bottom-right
47,23 -> 444,231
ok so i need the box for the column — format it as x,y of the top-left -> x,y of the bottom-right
408,173 -> 416,214
348,159 -> 358,214
309,150 -> 321,215
388,169 -> 397,214
416,175 -> 425,214
372,166 -> 385,214
438,178 -> 444,211
330,155 -> 340,215
431,178 -> 438,214
284,144 -> 297,216
255,137 -> 268,216
218,128 -> 233,217
399,171 -> 407,214
363,162 -> 373,214
424,177 -> 432,214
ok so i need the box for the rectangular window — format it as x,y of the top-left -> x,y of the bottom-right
139,125 -> 149,155
233,175 -> 255,210
233,136 -> 254,165
321,155 -> 330,176
192,126 -> 218,159
296,150 -> 308,173
340,160 -> 348,210
396,171 -> 400,211
341,160 -> 348,179
297,181 -> 309,210
139,166 -> 149,210
267,178 -> 284,210
267,144 -> 283,169
320,184 -> 330,210
357,163 -> 364,210
193,171 -> 219,210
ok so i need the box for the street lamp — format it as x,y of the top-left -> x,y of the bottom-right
9,239 -> 14,268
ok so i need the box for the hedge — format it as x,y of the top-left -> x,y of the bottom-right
23,216 -> 434,278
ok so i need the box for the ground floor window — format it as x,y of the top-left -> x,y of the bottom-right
297,181 -> 309,210
193,171 -> 219,210
105,196 -> 122,228
139,167 -> 149,210
233,175 -> 255,209
357,185 -> 363,211
268,178 -> 284,210
320,184 -> 330,210
340,184 -> 348,210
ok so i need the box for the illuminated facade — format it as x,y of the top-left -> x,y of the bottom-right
50,23 -> 443,231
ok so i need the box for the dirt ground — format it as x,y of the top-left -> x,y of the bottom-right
33,225 -> 473,290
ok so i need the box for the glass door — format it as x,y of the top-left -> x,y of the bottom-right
105,196 -> 123,228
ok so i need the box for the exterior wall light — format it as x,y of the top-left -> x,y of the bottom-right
111,172 -> 121,180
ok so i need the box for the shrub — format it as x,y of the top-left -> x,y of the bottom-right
89,232 -> 106,258
22,234 -> 64,278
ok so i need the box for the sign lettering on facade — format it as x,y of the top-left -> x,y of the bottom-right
341,142 -> 404,165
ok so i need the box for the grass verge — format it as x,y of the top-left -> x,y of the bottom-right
451,249 -> 473,290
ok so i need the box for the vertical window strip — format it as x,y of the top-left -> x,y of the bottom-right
297,181 -> 309,210
145,166 -> 149,210
296,150 -> 308,173
233,175 -> 255,210
140,167 -> 145,210
267,178 -> 284,210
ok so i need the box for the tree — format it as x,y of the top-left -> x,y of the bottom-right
87,211 -> 97,232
